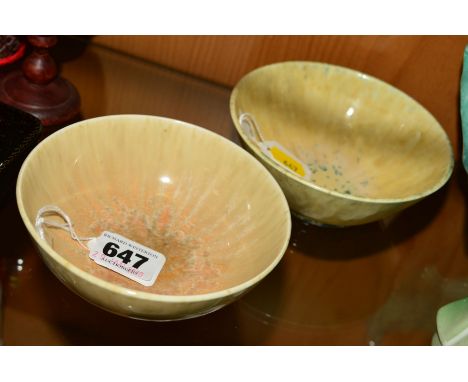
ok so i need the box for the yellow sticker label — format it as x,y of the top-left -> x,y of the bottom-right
259,141 -> 310,179
270,146 -> 306,177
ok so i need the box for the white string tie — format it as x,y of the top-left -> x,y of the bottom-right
239,112 -> 266,142
35,205 -> 95,251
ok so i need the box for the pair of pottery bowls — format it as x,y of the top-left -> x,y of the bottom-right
16,61 -> 454,321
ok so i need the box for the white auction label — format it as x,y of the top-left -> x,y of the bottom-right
87,231 -> 166,287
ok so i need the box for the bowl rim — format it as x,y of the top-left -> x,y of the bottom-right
16,114 -> 292,304
229,60 -> 455,205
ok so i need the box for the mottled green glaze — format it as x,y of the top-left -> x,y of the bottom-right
462,46 -> 468,173
230,61 -> 453,226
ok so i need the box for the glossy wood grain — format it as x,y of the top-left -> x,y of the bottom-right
1,37 -> 468,345
93,36 -> 468,154
94,36 -> 466,90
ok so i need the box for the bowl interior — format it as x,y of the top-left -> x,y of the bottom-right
231,62 -> 453,200
17,115 -> 290,296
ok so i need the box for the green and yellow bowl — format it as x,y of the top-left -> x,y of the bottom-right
230,61 -> 454,226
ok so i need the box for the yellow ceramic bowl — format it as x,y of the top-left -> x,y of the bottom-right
16,115 -> 291,320
230,61 -> 454,226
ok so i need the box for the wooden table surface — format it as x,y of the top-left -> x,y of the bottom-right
2,37 -> 468,345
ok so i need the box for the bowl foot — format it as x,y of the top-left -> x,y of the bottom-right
291,211 -> 346,228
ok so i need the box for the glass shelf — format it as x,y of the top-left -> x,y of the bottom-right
1,39 -> 468,345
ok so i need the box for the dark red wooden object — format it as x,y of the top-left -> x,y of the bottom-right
0,36 -> 80,127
